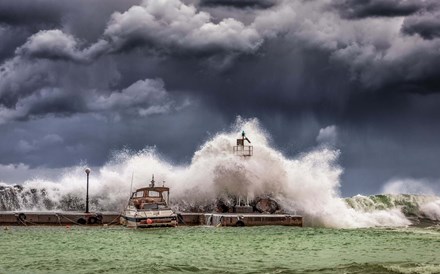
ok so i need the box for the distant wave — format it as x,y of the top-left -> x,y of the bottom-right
345,194 -> 440,222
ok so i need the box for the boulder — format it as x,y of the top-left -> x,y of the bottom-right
254,197 -> 279,214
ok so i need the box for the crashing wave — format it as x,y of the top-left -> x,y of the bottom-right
0,183 -> 103,212
345,194 -> 440,221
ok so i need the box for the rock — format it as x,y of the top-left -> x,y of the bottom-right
215,199 -> 231,213
255,197 -> 279,214
13,185 -> 24,192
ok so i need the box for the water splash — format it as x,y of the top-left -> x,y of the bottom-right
345,194 -> 440,221
1,117 -> 439,228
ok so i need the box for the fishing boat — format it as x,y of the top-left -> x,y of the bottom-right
120,175 -> 177,228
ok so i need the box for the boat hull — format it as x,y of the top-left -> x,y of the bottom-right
120,207 -> 177,228
121,215 -> 177,228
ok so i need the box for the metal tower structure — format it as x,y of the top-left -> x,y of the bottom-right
233,131 -> 253,212
233,131 -> 253,157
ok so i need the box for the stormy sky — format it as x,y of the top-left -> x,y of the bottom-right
1,0 -> 440,196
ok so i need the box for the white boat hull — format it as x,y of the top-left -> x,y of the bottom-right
121,207 -> 177,228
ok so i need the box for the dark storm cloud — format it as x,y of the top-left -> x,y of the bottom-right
0,0 -> 63,27
0,26 -> 35,63
199,0 -> 277,9
10,0 -> 438,95
0,71 -> 182,123
330,0 -> 430,19
2,0 -> 440,195
4,0 -> 440,120
402,10 -> 440,40
0,0 -> 140,29
5,0 -> 265,65
0,105 -> 226,168
0,0 -> 140,63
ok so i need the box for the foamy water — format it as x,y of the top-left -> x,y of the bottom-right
1,118 -> 439,228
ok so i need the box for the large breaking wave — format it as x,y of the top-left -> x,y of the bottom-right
1,118 -> 439,228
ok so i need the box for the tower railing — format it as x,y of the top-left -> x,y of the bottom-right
233,145 -> 253,157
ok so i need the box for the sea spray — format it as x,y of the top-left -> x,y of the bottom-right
345,194 -> 439,215
420,200 -> 440,220
0,118 -> 439,227
345,194 -> 440,224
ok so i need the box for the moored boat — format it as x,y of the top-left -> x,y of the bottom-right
120,175 -> 177,228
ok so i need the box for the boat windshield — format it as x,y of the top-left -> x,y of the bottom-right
147,191 -> 160,197
142,203 -> 169,210
134,191 -> 144,198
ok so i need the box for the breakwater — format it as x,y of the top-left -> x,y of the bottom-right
2,181 -> 439,226
0,211 -> 120,226
0,211 -> 302,227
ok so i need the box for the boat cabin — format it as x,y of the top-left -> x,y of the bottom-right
130,186 -> 170,210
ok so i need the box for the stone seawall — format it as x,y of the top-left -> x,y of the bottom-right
0,211 -> 303,227
0,212 -> 120,225
177,213 -> 303,227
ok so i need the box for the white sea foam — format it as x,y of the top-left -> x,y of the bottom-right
419,200 -> 440,221
382,178 -> 439,195
3,117 -> 439,228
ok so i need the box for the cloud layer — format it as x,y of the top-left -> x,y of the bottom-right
1,0 -> 440,195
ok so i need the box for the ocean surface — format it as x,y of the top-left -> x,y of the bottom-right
1,226 -> 439,274
2,116 -> 440,273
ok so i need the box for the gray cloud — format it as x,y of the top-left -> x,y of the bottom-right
199,0 -> 278,9
7,0 -> 266,65
402,10 -> 440,39
0,0 -> 64,27
89,78 -> 182,116
0,57 -> 54,107
316,125 -> 338,146
330,0 -> 433,19
0,87 -> 83,123
16,30 -> 86,63
100,0 -> 262,54
0,77 -> 183,124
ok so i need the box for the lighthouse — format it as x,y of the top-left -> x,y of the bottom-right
233,130 -> 253,157
232,131 -> 254,213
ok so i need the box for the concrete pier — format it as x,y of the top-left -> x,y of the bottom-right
0,211 -> 120,225
177,213 -> 303,227
0,211 -> 303,227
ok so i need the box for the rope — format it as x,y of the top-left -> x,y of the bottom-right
57,213 -> 85,226
177,213 -> 187,225
216,216 -> 224,227
104,214 -> 121,226
17,217 -> 27,226
15,213 -> 27,226
55,213 -> 62,226
23,219 -> 40,226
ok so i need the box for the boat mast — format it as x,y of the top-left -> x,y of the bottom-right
129,171 -> 134,196
150,174 -> 155,188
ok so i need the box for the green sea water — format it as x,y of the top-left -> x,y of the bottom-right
1,226 -> 439,274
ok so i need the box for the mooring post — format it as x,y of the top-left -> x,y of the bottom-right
85,168 -> 91,213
